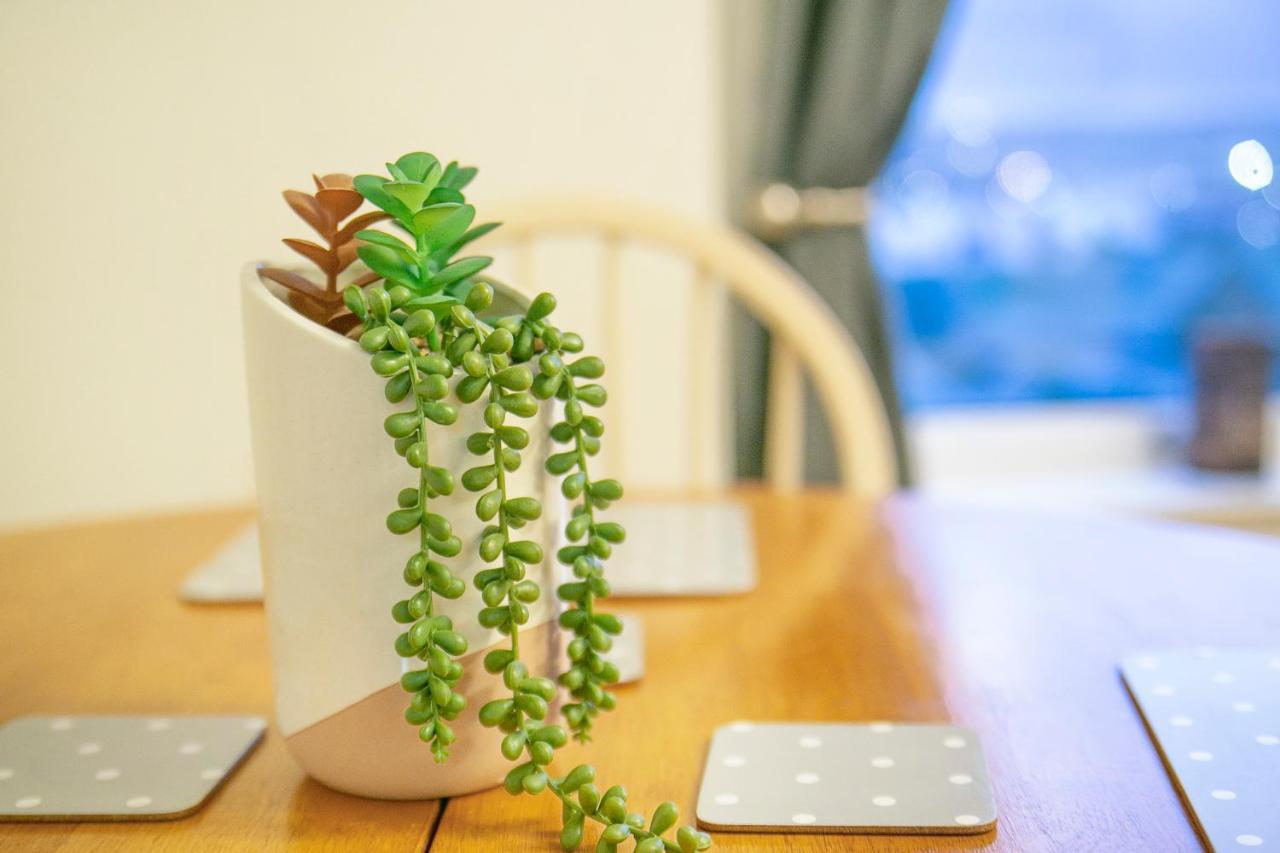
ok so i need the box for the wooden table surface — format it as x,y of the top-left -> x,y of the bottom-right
2,492 -> 1278,852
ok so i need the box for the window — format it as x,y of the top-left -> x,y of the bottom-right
869,0 -> 1280,409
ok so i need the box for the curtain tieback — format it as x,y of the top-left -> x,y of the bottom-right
747,182 -> 872,241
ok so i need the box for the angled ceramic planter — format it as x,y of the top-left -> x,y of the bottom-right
241,265 -> 563,799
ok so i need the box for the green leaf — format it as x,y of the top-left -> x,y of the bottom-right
440,161 -> 479,190
411,203 -> 460,242
426,186 -> 466,206
353,174 -> 411,220
425,466 -> 454,495
384,181 -> 429,212
357,245 -> 419,289
342,285 -> 367,319
421,161 -> 444,194
386,508 -> 421,534
395,152 -> 439,183
356,229 -> 414,258
429,256 -> 492,290
439,161 -> 460,188
415,204 -> 476,251
649,802 -> 678,835
402,293 -> 459,317
447,221 -> 501,254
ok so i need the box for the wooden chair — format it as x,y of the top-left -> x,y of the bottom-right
479,197 -> 897,497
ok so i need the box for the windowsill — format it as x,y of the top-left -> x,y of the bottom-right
909,397 -> 1280,533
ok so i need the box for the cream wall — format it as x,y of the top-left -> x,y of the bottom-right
0,0 -> 724,529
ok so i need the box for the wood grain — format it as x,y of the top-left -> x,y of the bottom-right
430,493 -> 1280,852
5,494 -> 1280,852
0,509 -> 438,852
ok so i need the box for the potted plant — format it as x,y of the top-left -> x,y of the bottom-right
243,151 -> 712,852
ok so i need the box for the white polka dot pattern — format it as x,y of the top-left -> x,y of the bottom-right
1122,648 -> 1280,853
696,722 -> 996,832
0,714 -> 265,819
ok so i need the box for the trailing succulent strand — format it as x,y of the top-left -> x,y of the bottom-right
356,286 -> 470,763
338,152 -> 709,852
530,321 -> 626,744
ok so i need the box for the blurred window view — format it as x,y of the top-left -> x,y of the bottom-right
869,0 -> 1280,409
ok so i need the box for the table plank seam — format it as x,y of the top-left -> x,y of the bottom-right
423,797 -> 449,851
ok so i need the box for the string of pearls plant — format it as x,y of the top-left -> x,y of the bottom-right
336,152 -> 710,853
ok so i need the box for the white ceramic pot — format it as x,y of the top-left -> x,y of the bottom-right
241,265 -> 562,799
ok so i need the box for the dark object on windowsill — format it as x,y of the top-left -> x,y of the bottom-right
1188,333 -> 1273,473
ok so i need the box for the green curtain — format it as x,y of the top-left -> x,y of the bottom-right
730,0 -> 949,485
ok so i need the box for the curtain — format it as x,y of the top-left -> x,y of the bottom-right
730,0 -> 949,485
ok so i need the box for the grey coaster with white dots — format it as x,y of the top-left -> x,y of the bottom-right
1121,648 -> 1280,851
606,502 -> 756,597
180,524 -> 264,603
0,715 -> 266,821
696,722 -> 997,834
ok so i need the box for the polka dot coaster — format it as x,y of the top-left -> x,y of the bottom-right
696,722 -> 996,835
180,523 -> 265,603
1121,648 -> 1280,851
0,715 -> 266,821
606,502 -> 756,597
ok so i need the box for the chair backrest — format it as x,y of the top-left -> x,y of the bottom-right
479,196 -> 897,497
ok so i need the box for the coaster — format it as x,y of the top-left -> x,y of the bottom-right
1120,648 -> 1280,851
605,614 -> 644,684
180,524 -> 264,603
607,502 -> 756,597
0,715 -> 267,821
696,722 -> 996,834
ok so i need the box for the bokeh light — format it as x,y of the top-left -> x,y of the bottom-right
996,151 -> 1052,203
1237,198 -> 1280,247
1227,139 -> 1273,190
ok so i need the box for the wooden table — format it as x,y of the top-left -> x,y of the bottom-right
2,492 -> 1278,852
